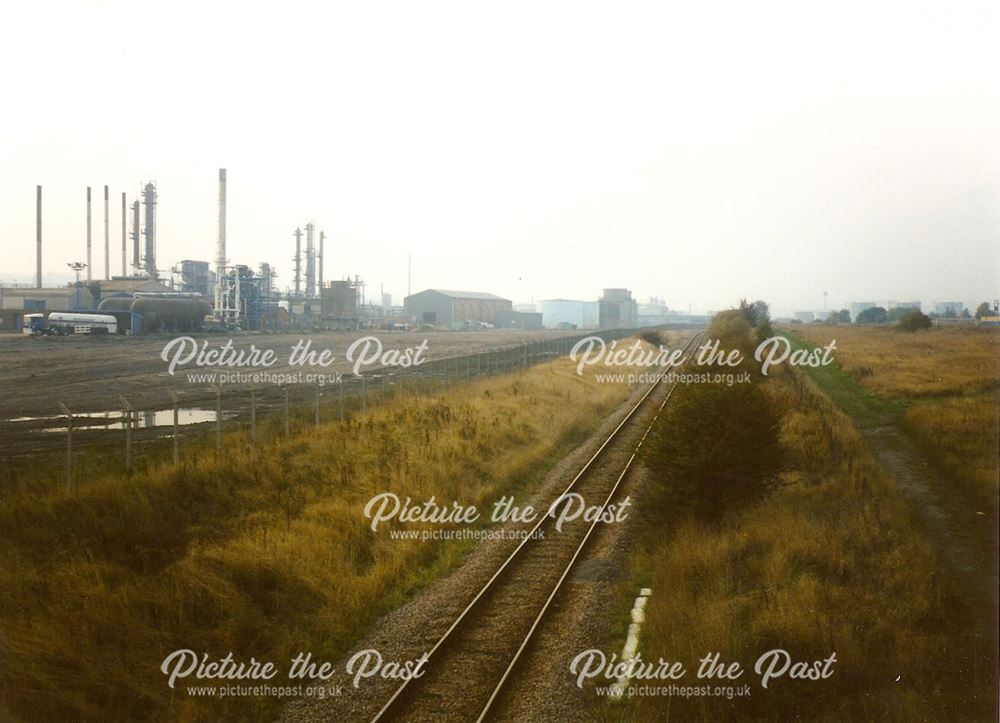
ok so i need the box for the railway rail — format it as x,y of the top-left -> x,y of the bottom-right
370,332 -> 703,722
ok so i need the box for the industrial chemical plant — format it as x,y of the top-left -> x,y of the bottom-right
0,168 -> 673,336
1,169 -> 400,335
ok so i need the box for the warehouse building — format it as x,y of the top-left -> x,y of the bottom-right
537,299 -> 599,329
495,309 -> 543,330
404,289 -> 512,329
933,301 -> 965,316
0,285 -> 74,331
848,301 -> 877,321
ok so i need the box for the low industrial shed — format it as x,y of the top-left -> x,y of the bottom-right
404,289 -> 512,329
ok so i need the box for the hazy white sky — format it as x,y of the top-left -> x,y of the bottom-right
1,0 -> 997,314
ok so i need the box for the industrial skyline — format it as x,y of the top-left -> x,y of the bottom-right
1,0 -> 997,316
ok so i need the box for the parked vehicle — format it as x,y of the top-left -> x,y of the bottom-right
33,312 -> 117,335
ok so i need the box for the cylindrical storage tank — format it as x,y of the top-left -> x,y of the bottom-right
98,295 -> 134,312
129,297 -> 212,333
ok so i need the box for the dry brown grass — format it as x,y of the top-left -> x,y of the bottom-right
0,343 -> 668,722
793,324 -> 998,398
904,395 -> 999,513
793,323 -> 999,513
609,364 -> 992,720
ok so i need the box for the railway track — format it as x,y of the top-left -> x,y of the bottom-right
370,332 -> 703,723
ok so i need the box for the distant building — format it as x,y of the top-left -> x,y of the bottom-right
495,310 -> 543,330
321,280 -> 360,330
794,311 -> 814,324
848,301 -> 877,321
178,260 -> 213,296
934,301 -> 964,316
404,289 -> 512,329
599,288 -> 638,329
887,300 -> 921,311
537,299 -> 599,329
638,297 -> 672,326
95,277 -> 174,297
0,284 -> 74,330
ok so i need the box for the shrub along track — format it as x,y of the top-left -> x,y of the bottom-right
355,333 -> 703,723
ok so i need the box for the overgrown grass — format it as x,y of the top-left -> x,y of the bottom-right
598,317 -> 995,720
791,324 -> 999,515
607,367 -> 991,720
0,348 -> 654,722
793,324 -> 998,398
904,395 -> 999,514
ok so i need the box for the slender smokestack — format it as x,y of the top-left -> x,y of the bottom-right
131,200 -> 140,270
142,182 -> 157,279
293,227 -> 302,297
305,222 -> 316,298
103,185 -> 110,280
35,186 -> 42,288
213,169 -> 227,315
86,187 -> 92,281
215,169 -> 226,286
121,193 -> 127,276
319,230 -> 325,291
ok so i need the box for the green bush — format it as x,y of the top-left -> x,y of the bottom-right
897,309 -> 932,331
643,379 -> 783,518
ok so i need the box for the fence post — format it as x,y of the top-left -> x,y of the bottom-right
168,390 -> 180,464
362,376 -> 367,414
250,388 -> 257,446
339,380 -> 345,421
314,385 -> 321,427
284,387 -> 290,437
59,402 -> 73,491
215,384 -> 222,452
118,394 -> 132,474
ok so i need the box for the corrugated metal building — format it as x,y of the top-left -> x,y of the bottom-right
404,289 -> 512,329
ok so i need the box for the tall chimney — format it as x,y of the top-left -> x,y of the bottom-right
35,186 -> 42,288
86,187 -> 92,281
319,230 -> 325,291
293,227 -> 302,297
120,193 -> 127,276
103,185 -> 110,280
142,182 -> 157,279
214,168 -> 227,308
131,200 -> 141,270
305,222 -> 316,298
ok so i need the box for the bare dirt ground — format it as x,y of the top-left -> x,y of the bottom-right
0,328 -> 577,456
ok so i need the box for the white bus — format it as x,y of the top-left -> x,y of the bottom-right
46,312 -> 118,335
